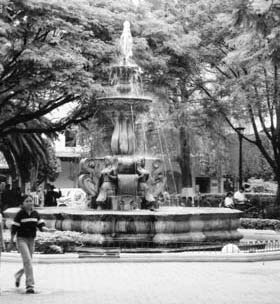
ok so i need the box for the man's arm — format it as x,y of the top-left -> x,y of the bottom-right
37,215 -> 56,233
54,190 -> 62,199
8,212 -> 21,251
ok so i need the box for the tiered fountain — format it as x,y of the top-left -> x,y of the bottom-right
4,21 -> 243,248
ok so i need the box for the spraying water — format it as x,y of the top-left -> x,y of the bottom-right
119,21 -> 133,66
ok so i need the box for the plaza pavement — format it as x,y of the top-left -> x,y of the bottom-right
1,260 -> 280,304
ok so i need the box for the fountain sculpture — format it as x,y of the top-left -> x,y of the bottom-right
78,20 -> 161,211
4,21 -> 243,249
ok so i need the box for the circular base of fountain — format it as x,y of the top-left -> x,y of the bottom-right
4,207 -> 243,247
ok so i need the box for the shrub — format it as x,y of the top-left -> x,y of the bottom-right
2,230 -> 101,254
240,218 -> 280,231
35,231 -> 83,253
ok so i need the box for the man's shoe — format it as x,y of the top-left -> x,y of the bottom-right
26,288 -> 35,294
14,275 -> 20,288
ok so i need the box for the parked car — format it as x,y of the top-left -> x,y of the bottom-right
57,188 -> 87,208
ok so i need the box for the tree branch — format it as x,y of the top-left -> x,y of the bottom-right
0,94 -> 77,131
263,66 -> 275,133
0,110 -> 98,136
248,103 -> 277,171
198,83 -> 257,144
253,85 -> 273,140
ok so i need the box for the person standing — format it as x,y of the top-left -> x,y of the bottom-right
224,192 -> 234,208
1,184 -> 13,211
8,194 -> 55,294
44,184 -> 62,207
0,213 -> 5,262
0,213 -> 5,295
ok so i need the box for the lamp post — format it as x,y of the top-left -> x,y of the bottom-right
236,126 -> 245,189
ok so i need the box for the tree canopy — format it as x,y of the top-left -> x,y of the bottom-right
2,0 -> 280,202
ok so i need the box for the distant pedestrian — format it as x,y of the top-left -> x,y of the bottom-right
224,192 -> 234,209
8,194 -> 55,294
1,184 -> 13,211
234,187 -> 247,205
0,213 -> 5,256
13,187 -> 23,207
44,184 -> 62,207
0,213 -> 5,295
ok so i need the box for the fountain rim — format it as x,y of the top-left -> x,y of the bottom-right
92,155 -> 161,161
4,206 -> 243,216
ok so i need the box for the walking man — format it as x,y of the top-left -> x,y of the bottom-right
8,194 -> 55,293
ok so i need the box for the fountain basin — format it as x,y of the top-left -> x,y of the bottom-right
4,207 -> 243,247
97,96 -> 152,114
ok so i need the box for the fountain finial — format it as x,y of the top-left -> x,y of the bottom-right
119,21 -> 133,65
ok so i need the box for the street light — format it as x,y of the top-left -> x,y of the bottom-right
236,126 -> 245,189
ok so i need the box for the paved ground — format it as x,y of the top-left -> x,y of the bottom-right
1,260 -> 280,303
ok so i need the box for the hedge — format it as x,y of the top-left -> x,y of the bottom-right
240,218 -> 280,231
2,230 -> 103,254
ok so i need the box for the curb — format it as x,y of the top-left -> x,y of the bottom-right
2,251 -> 280,264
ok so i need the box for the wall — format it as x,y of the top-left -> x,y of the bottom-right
54,160 -> 79,189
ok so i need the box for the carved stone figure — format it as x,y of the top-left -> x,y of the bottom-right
78,159 -> 99,205
119,21 -> 133,65
136,158 -> 155,207
149,160 -> 167,199
96,156 -> 118,208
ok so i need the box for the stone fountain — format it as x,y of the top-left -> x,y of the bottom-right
78,20 -> 163,211
4,21 -> 243,248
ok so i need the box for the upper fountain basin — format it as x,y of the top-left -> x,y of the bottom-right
97,96 -> 152,113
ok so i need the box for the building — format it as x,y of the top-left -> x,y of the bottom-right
54,129 -> 86,188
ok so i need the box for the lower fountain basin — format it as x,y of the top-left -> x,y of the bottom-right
4,207 -> 243,247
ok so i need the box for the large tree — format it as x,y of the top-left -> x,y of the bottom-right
162,0 -> 280,204
0,0 -> 119,137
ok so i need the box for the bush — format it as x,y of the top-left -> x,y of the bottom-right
35,231 -> 83,253
240,218 -> 280,231
2,230 -> 103,254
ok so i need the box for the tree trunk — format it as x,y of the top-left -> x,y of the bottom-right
178,126 -> 192,187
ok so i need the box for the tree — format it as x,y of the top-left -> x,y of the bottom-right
0,129 -> 57,188
0,0 -> 122,137
165,0 -> 280,205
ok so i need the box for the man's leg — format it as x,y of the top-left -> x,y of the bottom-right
16,237 -> 35,291
14,268 -> 24,287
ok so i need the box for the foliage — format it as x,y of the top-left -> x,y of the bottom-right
224,134 -> 274,181
162,0 -> 280,204
36,139 -> 58,184
0,131 -> 57,184
240,218 -> 280,231
2,0 -> 280,202
35,230 -> 82,253
0,0 -> 109,137
0,0 -> 204,183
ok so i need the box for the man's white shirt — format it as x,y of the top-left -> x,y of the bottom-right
234,191 -> 246,203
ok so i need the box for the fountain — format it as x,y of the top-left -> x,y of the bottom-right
4,21 -> 243,249
79,20 -> 163,211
